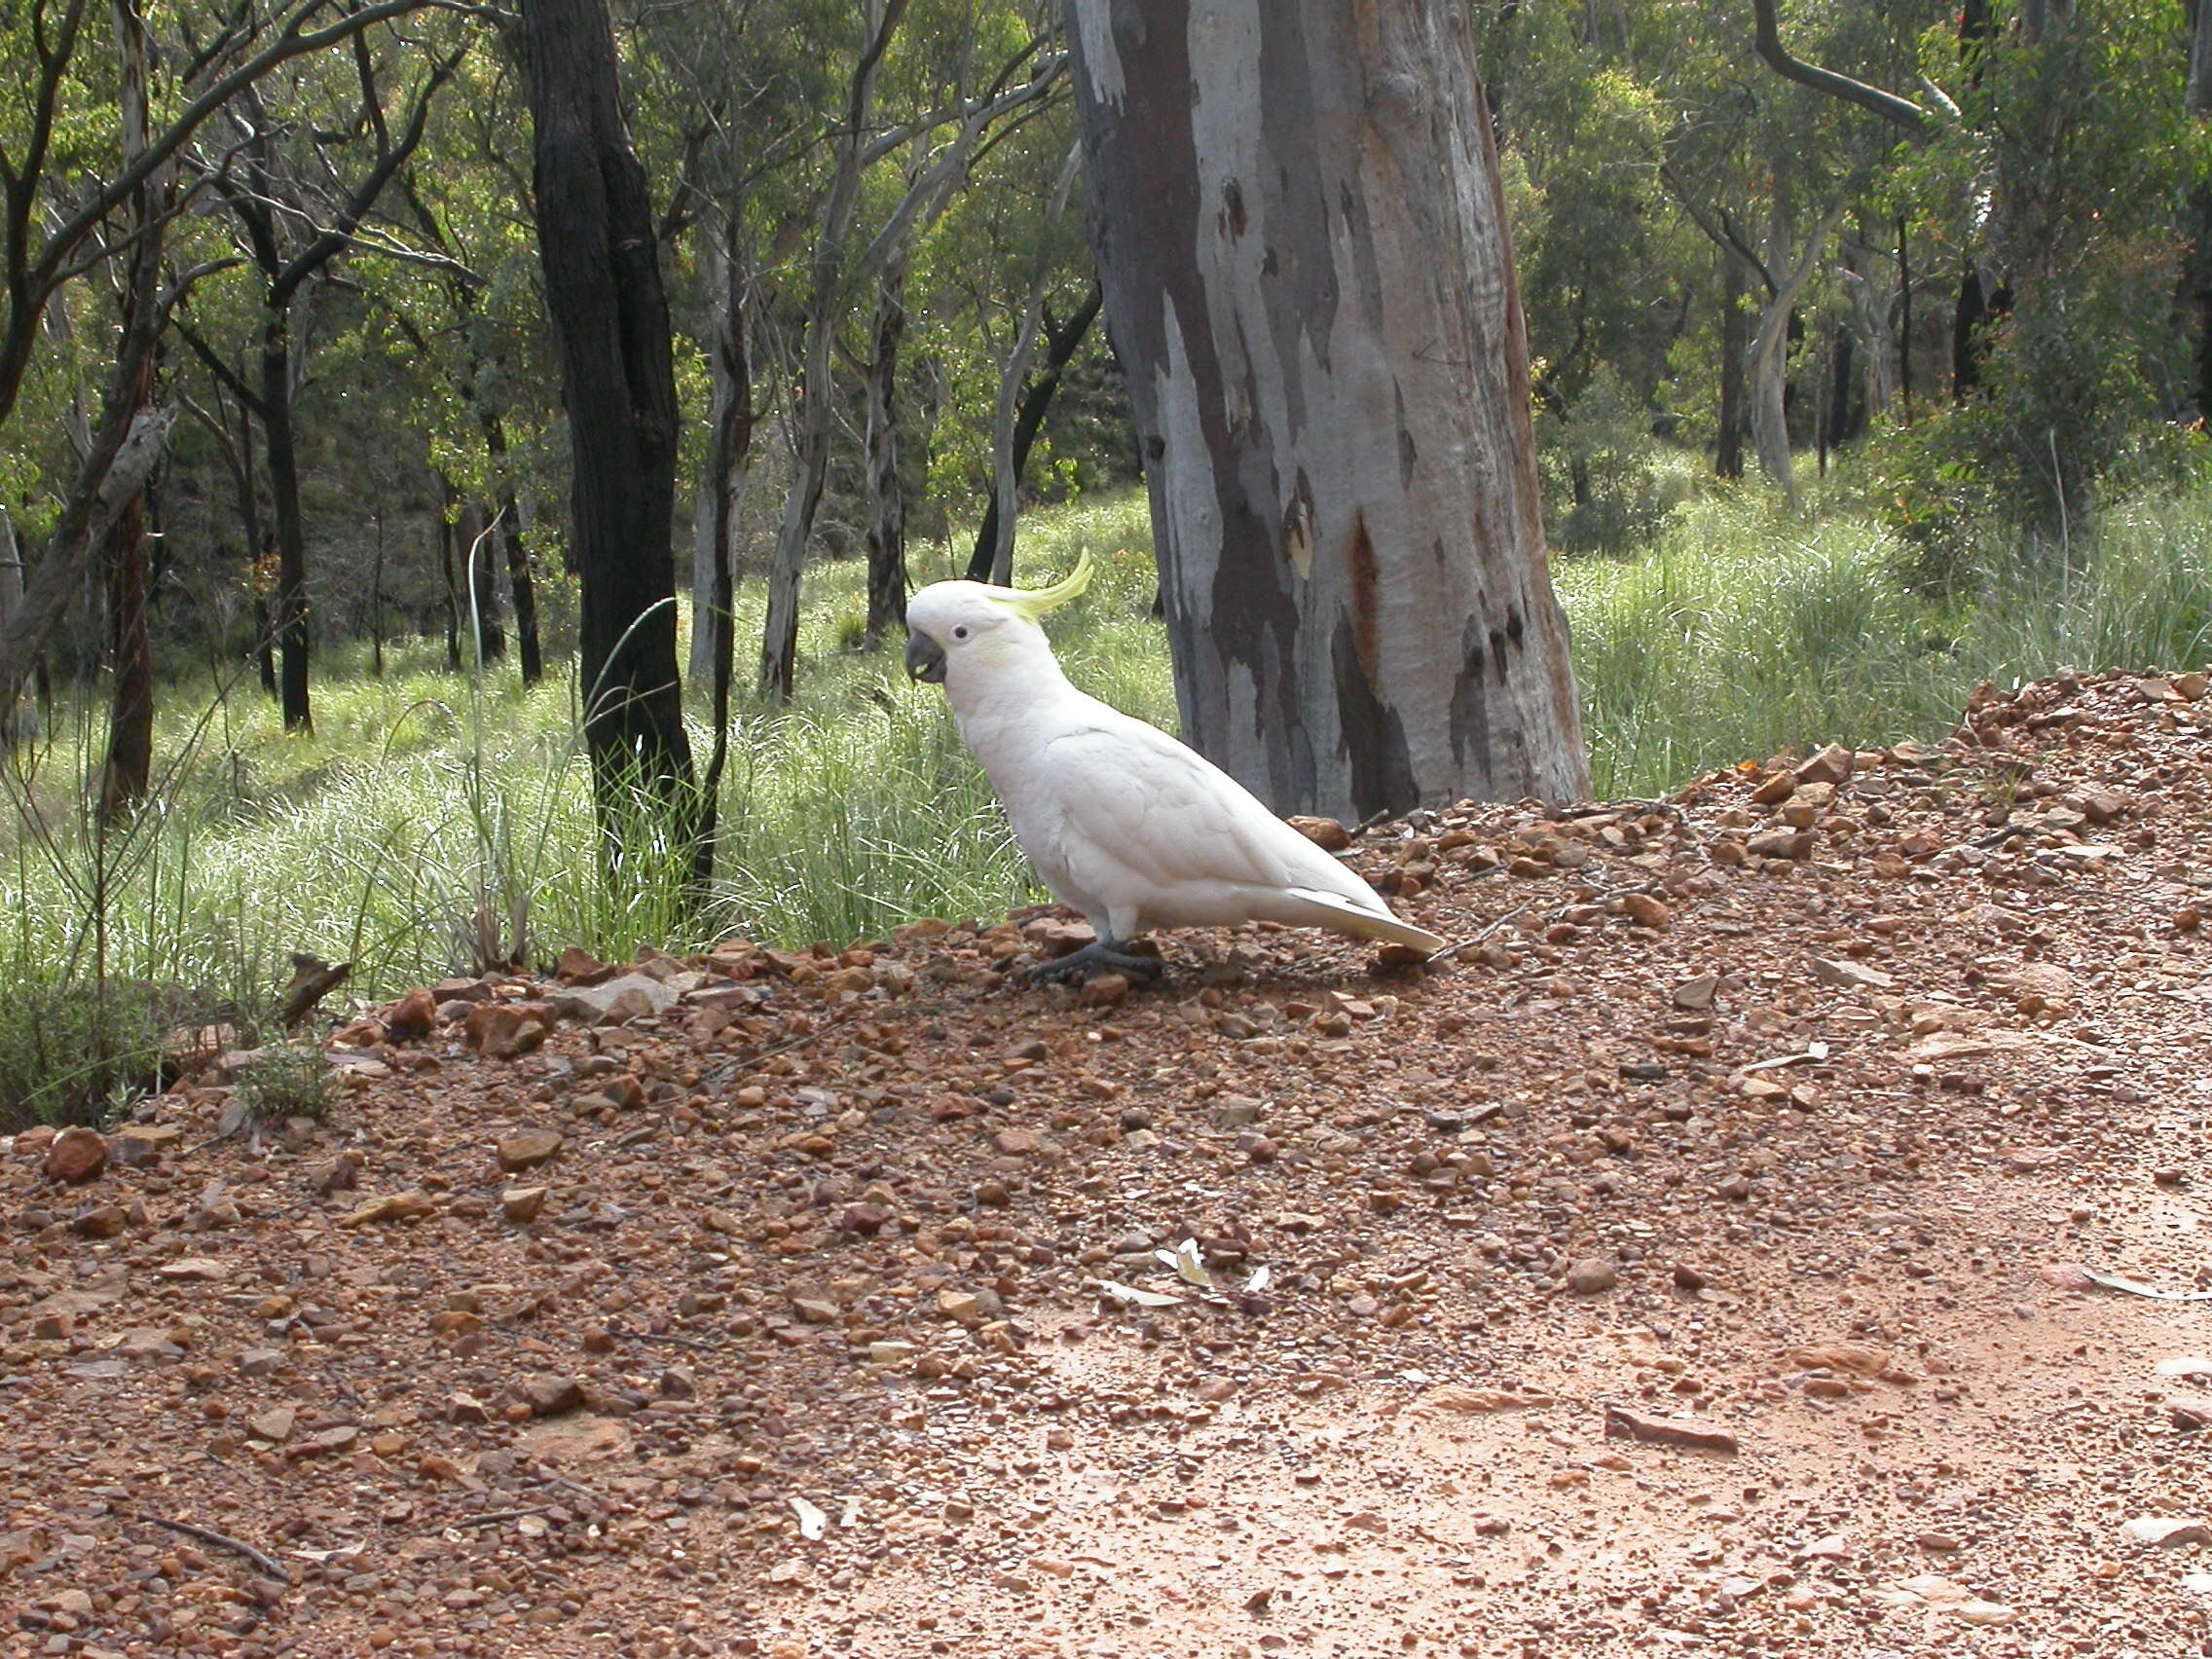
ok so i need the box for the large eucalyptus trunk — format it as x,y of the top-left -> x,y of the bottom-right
524,0 -> 700,873
1716,243 -> 1748,479
1065,0 -> 1588,822
1748,204 -> 1838,510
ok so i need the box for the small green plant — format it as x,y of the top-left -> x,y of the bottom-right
232,1040 -> 336,1128
0,981 -> 170,1132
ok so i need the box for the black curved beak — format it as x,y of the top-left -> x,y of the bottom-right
903,632 -> 946,684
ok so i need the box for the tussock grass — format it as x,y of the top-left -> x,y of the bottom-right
2,474 -> 2206,1064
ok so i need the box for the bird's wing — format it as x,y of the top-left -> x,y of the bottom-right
1022,706 -> 1364,911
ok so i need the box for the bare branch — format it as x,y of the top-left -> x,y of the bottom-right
1751,0 -> 1930,135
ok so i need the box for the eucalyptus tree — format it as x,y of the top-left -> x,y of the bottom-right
1064,0 -> 1589,822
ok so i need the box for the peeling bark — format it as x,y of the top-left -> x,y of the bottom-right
1066,0 -> 1588,822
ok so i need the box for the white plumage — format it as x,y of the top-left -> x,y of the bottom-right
903,552 -> 1446,980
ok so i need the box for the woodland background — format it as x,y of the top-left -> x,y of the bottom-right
1,0 -> 2208,1125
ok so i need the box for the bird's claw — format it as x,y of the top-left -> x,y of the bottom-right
1020,940 -> 1164,986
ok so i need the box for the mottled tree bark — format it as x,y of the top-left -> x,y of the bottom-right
523,0 -> 701,873
1065,0 -> 1588,822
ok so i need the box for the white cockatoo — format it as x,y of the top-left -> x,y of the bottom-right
903,551 -> 1447,982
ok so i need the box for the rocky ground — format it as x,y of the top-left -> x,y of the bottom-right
5,667 -> 2212,1659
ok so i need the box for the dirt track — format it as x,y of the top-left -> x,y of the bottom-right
5,666 -> 2212,1658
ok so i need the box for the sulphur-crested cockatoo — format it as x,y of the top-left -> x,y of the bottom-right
903,552 -> 1446,982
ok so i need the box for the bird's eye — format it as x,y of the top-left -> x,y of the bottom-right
953,626 -> 969,640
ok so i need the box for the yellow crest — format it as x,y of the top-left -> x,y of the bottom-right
989,548 -> 1094,620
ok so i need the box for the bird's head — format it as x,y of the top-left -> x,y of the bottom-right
903,550 -> 1094,690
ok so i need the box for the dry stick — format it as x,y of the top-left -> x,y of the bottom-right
135,1512 -> 288,1582
1428,901 -> 1538,964
451,1508 -> 547,1528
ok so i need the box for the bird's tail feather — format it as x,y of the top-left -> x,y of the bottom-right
1280,887 -> 1447,955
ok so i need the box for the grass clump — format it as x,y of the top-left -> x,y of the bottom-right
0,980 -> 170,1132
232,1041 -> 337,1129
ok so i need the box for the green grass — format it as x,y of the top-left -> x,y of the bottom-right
0,495 -> 1168,1033
1558,479 -> 2212,795
3,471 -> 2208,1082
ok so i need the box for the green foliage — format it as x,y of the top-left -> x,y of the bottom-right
1537,368 -> 1689,558
0,980 -> 169,1132
233,1040 -> 336,1128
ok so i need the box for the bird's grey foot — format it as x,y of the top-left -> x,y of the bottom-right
1021,940 -> 1164,985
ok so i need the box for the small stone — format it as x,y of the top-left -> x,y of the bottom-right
1288,816 -> 1351,852
1566,1257 -> 1618,1295
248,1407 -> 297,1443
1671,976 -> 1718,1011
1672,1262 -> 1713,1292
1620,893 -> 1671,930
1078,973 -> 1130,1008
867,1341 -> 919,1366
70,1203 -> 129,1238
1916,1531 -> 1963,1552
1746,830 -> 1816,861
464,1001 -> 553,1058
43,1127 -> 107,1184
501,1186 -> 548,1223
238,1347 -> 285,1378
1810,956 -> 1893,991
1750,773 -> 1797,806
1794,744 -> 1854,786
838,1201 -> 890,1235
498,1129 -> 564,1172
385,988 -> 437,1042
938,1290 -> 985,1326
521,1375 -> 584,1418
793,1298 -> 841,1325
157,1256 -> 230,1282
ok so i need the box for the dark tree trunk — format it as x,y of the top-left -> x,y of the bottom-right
966,282 -> 1104,584
0,510 -> 20,750
1066,0 -> 1589,821
694,211 -> 752,830
523,0 -> 700,875
1717,244 -> 1747,479
477,409 -> 540,682
98,0 -> 161,821
98,488 -> 154,821
461,499 -> 507,664
863,250 -> 908,644
437,477 -> 461,671
261,317 -> 312,732
1825,321 -> 1858,449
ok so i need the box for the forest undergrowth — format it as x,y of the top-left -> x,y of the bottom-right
2,473 -> 2208,1127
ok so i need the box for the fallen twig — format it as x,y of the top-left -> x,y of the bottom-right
1428,902 -> 1537,963
136,1512 -> 289,1582
452,1507 -> 546,1528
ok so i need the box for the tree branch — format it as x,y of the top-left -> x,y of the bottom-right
1751,0 -> 1930,134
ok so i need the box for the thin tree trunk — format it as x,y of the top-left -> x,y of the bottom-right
2187,0 -> 2212,420
1749,205 -> 1839,509
862,246 -> 908,644
1716,243 -> 1747,479
464,500 -> 506,664
966,282 -> 1104,583
1898,216 -> 1913,418
96,0 -> 164,821
977,143 -> 1083,588
478,411 -> 540,682
371,511 -> 386,676
1065,0 -> 1589,821
437,476 -> 461,672
261,315 -> 312,730
523,0 -> 701,878
759,0 -> 909,702
0,509 -> 22,749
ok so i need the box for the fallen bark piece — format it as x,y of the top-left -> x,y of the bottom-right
1604,1404 -> 1739,1454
